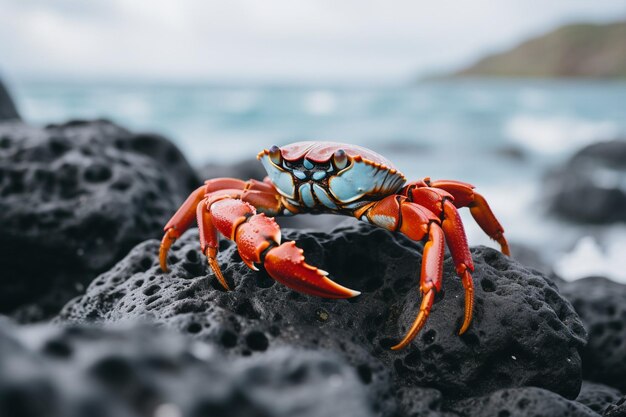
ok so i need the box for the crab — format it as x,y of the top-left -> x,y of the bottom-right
159,142 -> 510,350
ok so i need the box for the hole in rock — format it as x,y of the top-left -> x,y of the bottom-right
481,278 -> 496,292
356,364 -> 372,384
245,331 -> 269,351
220,330 -> 237,348
187,322 -> 202,334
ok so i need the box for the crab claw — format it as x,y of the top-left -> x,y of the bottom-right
264,241 -> 360,299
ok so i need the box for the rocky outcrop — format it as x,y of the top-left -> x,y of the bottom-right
0,319 -> 373,417
0,78 -> 19,121
545,140 -> 626,224
560,277 -> 626,392
0,120 -> 198,321
60,221 -> 587,412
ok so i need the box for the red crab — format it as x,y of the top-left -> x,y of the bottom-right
160,142 -> 510,350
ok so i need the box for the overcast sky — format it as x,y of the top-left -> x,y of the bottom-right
0,0 -> 624,83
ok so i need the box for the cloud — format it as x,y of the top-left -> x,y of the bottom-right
0,0 -> 623,82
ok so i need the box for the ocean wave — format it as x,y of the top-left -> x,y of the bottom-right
504,115 -> 620,154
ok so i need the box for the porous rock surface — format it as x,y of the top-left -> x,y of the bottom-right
449,387 -> 599,417
560,276 -> 626,392
60,220 -> 587,413
0,120 -> 197,320
546,140 -> 626,224
604,396 -> 626,417
0,319 -> 372,417
0,78 -> 20,121
575,381 -> 623,415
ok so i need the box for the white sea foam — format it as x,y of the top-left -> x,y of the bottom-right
304,90 -> 336,115
555,231 -> 626,283
505,115 -> 620,154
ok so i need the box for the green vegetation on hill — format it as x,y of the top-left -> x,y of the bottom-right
452,21 -> 626,78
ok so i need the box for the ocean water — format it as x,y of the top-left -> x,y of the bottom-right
8,78 -> 626,281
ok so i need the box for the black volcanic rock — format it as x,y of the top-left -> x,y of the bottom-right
546,140 -> 626,224
449,387 -> 600,417
0,78 -> 19,121
605,396 -> 626,417
576,381 -> 623,415
0,120 -> 197,321
0,319 -> 372,417
560,277 -> 626,392
60,220 -> 587,410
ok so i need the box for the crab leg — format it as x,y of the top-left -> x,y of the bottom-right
209,197 -> 359,298
429,179 -> 510,256
404,185 -> 476,334
196,198 -> 231,290
160,185 -> 207,271
359,195 -> 448,349
159,178 -> 248,271
392,223 -> 444,350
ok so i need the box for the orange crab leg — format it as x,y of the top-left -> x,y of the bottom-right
361,195 -> 450,349
392,222 -> 444,350
429,179 -> 510,256
160,185 -> 207,271
196,199 -> 230,290
441,200 -> 474,334
160,178 -> 251,271
405,186 -> 476,334
209,197 -> 359,299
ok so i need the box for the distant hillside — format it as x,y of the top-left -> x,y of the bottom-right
452,21 -> 626,78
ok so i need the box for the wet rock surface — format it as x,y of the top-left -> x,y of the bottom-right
0,319 -> 372,417
449,387 -> 599,417
0,78 -> 19,121
60,221 -> 587,412
560,276 -> 626,392
546,140 -> 626,224
0,120 -> 197,320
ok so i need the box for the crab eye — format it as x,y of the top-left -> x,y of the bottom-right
332,149 -> 348,169
269,145 -> 282,165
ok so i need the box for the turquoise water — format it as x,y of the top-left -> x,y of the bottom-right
7,78 -> 626,280
10,79 -> 626,167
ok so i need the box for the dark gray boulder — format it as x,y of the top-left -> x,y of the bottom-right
449,387 -> 600,417
545,140 -> 626,224
0,78 -> 19,121
560,277 -> 626,392
0,319 -> 372,417
60,220 -> 587,410
576,381 -> 623,415
0,120 -> 197,321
